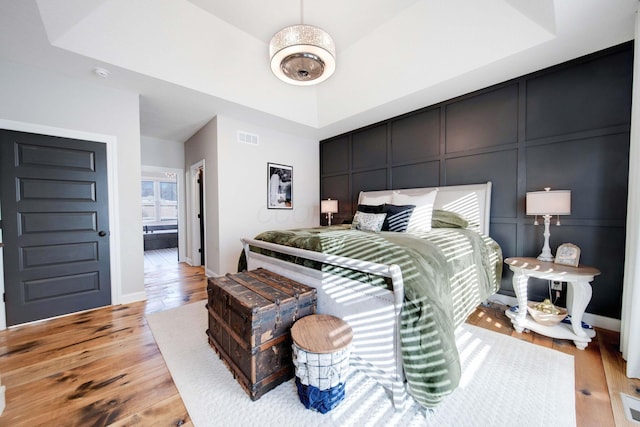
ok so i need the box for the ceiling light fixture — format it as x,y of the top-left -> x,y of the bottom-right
269,0 -> 335,86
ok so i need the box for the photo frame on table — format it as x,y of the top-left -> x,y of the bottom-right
267,163 -> 293,209
555,243 -> 581,267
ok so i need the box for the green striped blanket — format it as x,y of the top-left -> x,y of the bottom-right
252,225 -> 502,408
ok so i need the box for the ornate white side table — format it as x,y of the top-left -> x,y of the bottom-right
504,257 -> 601,350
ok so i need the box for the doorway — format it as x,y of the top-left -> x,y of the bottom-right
0,130 -> 111,326
189,161 -> 206,268
141,166 -> 185,271
197,167 -> 205,266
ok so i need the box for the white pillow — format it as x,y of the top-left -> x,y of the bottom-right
391,189 -> 438,232
351,211 -> 386,232
359,191 -> 392,205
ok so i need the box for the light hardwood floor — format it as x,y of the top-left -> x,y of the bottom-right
0,260 -> 638,426
143,248 -> 179,271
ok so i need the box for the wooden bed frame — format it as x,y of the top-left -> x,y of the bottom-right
242,182 -> 492,408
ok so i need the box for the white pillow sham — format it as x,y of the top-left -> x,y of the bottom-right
391,189 -> 438,232
359,192 -> 392,205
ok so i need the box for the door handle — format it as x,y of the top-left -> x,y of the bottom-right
98,231 -> 107,237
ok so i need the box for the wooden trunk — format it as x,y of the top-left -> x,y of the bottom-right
206,268 -> 317,400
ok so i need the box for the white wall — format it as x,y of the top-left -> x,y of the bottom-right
620,9 -> 640,377
141,135 -> 185,169
184,117 -> 218,271
216,115 -> 319,275
183,115 -> 319,276
0,59 -> 145,323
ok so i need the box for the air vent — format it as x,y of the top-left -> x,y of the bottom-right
621,393 -> 640,424
237,131 -> 259,146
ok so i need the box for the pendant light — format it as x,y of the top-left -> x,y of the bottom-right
268,0 -> 336,86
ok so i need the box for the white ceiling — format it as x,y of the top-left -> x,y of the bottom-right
0,0 -> 636,142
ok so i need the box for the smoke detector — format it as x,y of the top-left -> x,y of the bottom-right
93,67 -> 111,78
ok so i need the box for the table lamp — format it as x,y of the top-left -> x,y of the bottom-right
321,198 -> 338,226
526,187 -> 571,261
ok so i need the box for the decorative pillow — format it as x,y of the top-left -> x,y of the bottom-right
351,211 -> 386,232
381,204 -> 415,232
391,189 -> 438,232
357,204 -> 385,214
431,209 -> 469,228
359,192 -> 392,206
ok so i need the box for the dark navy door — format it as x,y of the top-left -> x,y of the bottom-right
0,130 -> 111,326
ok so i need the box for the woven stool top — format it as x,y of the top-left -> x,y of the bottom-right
291,314 -> 353,354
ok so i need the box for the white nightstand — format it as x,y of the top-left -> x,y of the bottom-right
504,257 -> 601,350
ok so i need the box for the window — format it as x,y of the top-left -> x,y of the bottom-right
142,178 -> 177,224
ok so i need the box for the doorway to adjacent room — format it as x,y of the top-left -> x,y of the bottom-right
141,167 -> 183,271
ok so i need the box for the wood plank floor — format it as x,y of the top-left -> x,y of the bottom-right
143,248 -> 179,271
0,260 -> 637,426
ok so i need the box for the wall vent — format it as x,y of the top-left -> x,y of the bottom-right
621,393 -> 640,424
237,131 -> 259,146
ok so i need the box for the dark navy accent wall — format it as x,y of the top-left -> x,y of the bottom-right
320,42 -> 633,319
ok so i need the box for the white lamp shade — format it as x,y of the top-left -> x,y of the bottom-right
526,189 -> 571,216
321,199 -> 338,214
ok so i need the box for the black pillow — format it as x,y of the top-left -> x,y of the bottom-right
357,204 -> 385,214
382,204 -> 415,232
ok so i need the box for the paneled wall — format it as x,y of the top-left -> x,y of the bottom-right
320,42 -> 633,319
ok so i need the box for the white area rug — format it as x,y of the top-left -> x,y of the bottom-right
146,302 -> 576,427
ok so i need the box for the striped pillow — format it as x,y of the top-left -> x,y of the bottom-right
382,204 -> 415,232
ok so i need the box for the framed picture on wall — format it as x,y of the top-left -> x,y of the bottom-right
267,162 -> 293,209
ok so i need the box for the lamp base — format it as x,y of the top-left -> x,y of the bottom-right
536,214 -> 554,262
537,254 -> 554,262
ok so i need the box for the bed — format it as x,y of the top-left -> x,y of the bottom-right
241,182 -> 502,409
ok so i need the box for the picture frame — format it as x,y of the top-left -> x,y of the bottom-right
555,243 -> 581,267
267,163 -> 293,209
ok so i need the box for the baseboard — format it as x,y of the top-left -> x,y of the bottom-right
489,294 -> 621,332
205,268 -> 220,278
0,381 -> 5,415
119,291 -> 147,305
